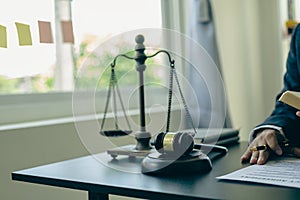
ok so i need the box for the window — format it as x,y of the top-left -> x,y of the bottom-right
0,0 -> 162,125
0,0 -> 162,93
72,0 -> 163,91
0,0 -> 55,93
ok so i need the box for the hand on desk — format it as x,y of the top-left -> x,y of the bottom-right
240,128 -> 300,165
241,129 -> 282,164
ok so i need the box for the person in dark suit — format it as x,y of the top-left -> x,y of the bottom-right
241,24 -> 300,164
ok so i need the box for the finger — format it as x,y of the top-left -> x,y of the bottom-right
292,147 -> 300,157
241,147 -> 252,162
241,145 -> 257,163
296,111 -> 300,117
257,150 -> 270,165
250,151 -> 259,164
240,148 -> 253,162
266,134 -> 283,155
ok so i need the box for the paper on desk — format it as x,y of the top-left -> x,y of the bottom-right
217,157 -> 300,188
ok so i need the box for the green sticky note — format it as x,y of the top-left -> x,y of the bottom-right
0,25 -> 7,48
15,22 -> 32,46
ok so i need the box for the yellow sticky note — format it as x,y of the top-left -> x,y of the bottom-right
38,21 -> 53,43
0,25 -> 7,48
61,20 -> 74,43
15,22 -> 32,46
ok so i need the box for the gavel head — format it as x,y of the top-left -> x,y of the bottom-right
154,132 -> 194,156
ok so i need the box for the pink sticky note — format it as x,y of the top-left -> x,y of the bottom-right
61,20 -> 74,43
38,21 -> 53,43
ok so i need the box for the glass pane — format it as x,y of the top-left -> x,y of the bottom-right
0,0 -> 161,94
0,0 -> 55,94
72,0 -> 162,90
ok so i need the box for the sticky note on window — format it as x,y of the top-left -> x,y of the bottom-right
61,21 -> 74,43
15,22 -> 32,46
38,21 -> 53,43
0,25 -> 7,48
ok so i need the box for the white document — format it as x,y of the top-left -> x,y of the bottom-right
217,157 -> 300,188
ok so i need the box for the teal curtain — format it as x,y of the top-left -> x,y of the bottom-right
188,0 -> 231,128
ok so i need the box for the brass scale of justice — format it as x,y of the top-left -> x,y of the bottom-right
99,34 -> 227,175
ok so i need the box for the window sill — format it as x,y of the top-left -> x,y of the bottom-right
0,105 -> 181,131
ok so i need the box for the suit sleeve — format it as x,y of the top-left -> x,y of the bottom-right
257,24 -> 300,146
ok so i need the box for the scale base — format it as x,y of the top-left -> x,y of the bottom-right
141,150 -> 212,175
107,145 -> 155,159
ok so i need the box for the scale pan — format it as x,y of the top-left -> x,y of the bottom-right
99,130 -> 133,137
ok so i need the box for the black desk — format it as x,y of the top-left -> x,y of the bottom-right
12,142 -> 300,200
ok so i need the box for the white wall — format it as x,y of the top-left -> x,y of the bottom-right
213,0 -> 284,140
0,123 -> 88,200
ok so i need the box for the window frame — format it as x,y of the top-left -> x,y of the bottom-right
0,87 -> 177,126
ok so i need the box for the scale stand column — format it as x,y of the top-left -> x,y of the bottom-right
105,35 -> 153,158
134,35 -> 152,151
